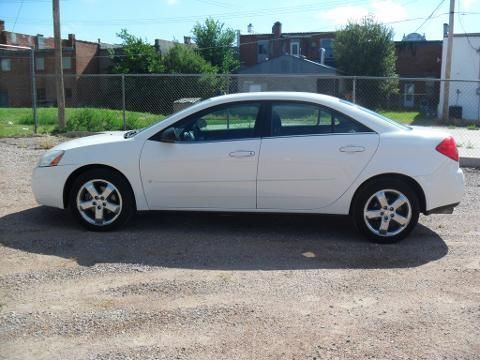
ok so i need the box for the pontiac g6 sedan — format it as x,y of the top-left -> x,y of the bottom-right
32,92 -> 464,242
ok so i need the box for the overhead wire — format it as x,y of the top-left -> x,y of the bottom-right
11,0 -> 25,32
414,0 -> 446,33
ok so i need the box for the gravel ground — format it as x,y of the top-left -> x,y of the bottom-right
0,138 -> 479,359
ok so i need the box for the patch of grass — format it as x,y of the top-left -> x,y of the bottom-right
467,124 -> 479,130
0,107 -> 164,137
379,111 -> 438,126
38,136 -> 57,149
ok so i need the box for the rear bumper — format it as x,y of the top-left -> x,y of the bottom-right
414,164 -> 464,213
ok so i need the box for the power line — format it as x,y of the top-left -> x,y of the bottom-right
414,0 -> 446,33
2,0 -> 373,26
3,12 -> 475,60
0,12 -> 462,60
457,0 -> 479,51
11,0 -> 25,32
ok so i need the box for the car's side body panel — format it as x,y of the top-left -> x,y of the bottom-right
139,139 -> 261,209
317,128 -> 465,215
40,133 -> 150,210
257,133 -> 380,210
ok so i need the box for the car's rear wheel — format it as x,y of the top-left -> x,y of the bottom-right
353,179 -> 420,243
69,168 -> 135,231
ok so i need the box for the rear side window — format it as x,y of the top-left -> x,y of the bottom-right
271,102 -> 372,136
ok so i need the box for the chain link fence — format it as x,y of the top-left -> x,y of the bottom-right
1,69 -> 480,157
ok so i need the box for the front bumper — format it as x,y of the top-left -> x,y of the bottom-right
32,165 -> 78,209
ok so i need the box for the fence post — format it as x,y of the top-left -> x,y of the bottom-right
352,76 -> 357,104
30,48 -> 37,134
121,74 -> 126,130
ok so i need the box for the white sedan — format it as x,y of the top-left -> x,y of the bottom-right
32,92 -> 464,242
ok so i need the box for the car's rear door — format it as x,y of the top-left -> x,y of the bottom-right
257,101 -> 379,210
140,102 -> 265,210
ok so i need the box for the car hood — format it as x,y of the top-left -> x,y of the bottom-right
53,131 -> 128,151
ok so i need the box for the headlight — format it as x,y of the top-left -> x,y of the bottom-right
38,150 -> 65,167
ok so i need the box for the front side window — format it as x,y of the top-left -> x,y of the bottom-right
162,103 -> 261,142
271,102 -> 372,136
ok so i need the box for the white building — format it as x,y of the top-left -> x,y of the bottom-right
438,33 -> 480,121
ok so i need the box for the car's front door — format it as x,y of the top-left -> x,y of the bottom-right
257,101 -> 379,210
140,102 -> 265,210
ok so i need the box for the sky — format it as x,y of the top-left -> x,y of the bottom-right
1,0 -> 479,45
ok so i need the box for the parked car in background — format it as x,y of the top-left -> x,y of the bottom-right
32,92 -> 464,242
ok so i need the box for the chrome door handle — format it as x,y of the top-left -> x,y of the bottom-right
339,145 -> 366,153
229,150 -> 255,158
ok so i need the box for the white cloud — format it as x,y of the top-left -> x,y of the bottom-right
462,0 -> 477,10
318,0 -> 407,26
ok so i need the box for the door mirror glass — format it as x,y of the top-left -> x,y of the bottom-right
159,127 -> 177,143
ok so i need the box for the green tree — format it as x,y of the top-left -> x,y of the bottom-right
162,43 -> 217,74
334,17 -> 398,108
192,18 -> 239,73
110,29 -> 163,74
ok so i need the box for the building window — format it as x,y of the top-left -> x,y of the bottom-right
63,56 -> 72,70
65,88 -> 72,99
290,41 -> 300,56
35,57 -> 45,71
1,59 -> 11,71
37,88 -> 46,102
258,43 -> 267,55
320,39 -> 334,59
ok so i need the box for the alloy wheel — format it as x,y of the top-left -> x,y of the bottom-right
76,179 -> 123,226
363,189 -> 412,237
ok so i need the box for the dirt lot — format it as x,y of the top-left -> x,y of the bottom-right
0,138 -> 479,359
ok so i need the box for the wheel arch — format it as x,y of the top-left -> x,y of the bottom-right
63,164 -> 136,209
349,173 -> 426,215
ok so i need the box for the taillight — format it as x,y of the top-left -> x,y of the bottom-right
436,136 -> 459,162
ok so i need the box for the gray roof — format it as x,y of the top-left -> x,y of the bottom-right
238,54 -> 336,75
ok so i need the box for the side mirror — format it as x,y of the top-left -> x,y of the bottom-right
159,127 -> 177,143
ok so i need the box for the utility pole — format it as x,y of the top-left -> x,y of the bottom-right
53,0 -> 65,129
442,0 -> 455,122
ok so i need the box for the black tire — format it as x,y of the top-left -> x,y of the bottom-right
352,178 -> 420,243
69,168 -> 135,231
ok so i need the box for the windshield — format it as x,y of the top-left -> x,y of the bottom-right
339,99 -> 411,130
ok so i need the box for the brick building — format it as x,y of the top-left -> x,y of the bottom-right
394,33 -> 442,109
239,22 -> 443,110
239,22 -> 336,69
0,20 -> 115,107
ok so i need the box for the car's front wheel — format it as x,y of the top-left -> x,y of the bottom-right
353,179 -> 420,243
69,168 -> 135,231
